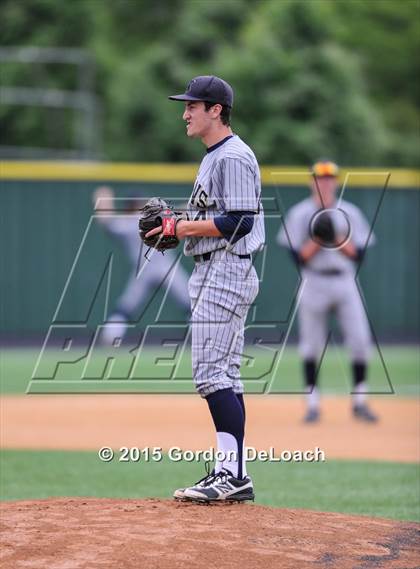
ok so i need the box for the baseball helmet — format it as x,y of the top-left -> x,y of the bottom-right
311,160 -> 339,178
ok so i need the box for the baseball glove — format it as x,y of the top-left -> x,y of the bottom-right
138,197 -> 181,251
312,211 -> 336,244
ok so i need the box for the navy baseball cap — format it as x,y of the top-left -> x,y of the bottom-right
169,75 -> 234,108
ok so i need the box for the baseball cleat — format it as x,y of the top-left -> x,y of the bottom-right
173,463 -> 215,500
173,488 -> 188,500
303,408 -> 320,423
183,469 -> 254,503
353,404 -> 378,423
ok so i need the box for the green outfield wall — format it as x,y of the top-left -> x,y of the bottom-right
1,163 -> 419,340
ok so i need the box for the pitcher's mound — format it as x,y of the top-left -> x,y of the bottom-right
1,498 -> 418,569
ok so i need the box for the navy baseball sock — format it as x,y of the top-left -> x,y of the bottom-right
352,361 -> 367,405
236,393 -> 246,423
352,361 -> 366,385
206,388 -> 246,479
304,359 -> 319,410
304,359 -> 317,387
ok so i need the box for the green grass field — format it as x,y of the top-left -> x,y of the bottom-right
1,451 -> 418,521
1,345 -> 418,395
1,346 -> 418,521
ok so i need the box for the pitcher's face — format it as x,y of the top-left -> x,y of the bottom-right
310,176 -> 338,208
182,101 -> 213,139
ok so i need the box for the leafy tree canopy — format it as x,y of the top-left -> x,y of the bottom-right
1,0 -> 418,166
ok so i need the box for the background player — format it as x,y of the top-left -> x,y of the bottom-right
277,160 -> 378,423
93,186 -> 190,344
146,75 -> 265,502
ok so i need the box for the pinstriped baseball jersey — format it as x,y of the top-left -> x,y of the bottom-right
184,134 -> 265,256
277,198 -> 375,274
102,216 -> 142,265
100,214 -> 190,316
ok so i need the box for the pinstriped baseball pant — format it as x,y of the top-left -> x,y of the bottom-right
189,257 -> 259,397
298,271 -> 372,362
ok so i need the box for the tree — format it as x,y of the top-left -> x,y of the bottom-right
1,0 -> 418,165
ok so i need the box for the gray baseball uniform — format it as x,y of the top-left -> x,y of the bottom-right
277,197 -> 375,361
186,134 -> 265,397
102,214 -> 190,318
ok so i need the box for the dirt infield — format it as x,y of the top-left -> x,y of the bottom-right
1,498 -> 419,569
1,395 -> 418,461
2,396 -> 419,568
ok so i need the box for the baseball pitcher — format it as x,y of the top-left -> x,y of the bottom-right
140,75 -> 265,502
